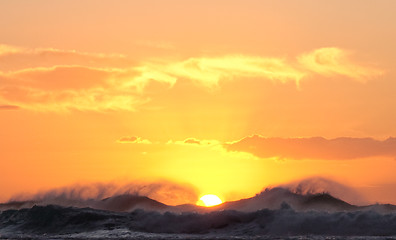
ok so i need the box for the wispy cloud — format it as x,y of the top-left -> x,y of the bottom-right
0,45 -> 147,112
140,48 -> 381,88
0,44 -> 128,72
0,44 -> 22,56
0,44 -> 382,112
0,69 -> 146,112
298,48 -> 383,81
153,55 -> 305,88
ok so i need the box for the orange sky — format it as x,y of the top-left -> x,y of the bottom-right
1,0 -> 396,205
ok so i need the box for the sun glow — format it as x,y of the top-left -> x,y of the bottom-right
196,194 -> 223,207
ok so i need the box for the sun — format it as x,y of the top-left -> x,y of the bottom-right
196,194 -> 223,207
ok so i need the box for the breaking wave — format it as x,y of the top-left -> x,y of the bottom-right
2,178 -> 396,238
1,204 -> 396,237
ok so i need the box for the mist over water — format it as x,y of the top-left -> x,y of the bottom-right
277,177 -> 368,205
7,180 -> 199,207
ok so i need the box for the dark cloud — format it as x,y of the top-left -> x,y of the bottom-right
225,135 -> 396,160
0,104 -> 19,110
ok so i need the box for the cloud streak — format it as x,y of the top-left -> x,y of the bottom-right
0,44 -> 129,72
117,136 -> 152,144
143,47 -> 381,88
0,104 -> 19,110
168,138 -> 220,146
225,135 -> 396,160
156,55 -> 305,88
298,47 -> 382,81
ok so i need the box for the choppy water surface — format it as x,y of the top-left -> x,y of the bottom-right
2,231 -> 396,240
2,188 -> 396,240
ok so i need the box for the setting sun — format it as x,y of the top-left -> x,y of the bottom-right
197,194 -> 223,207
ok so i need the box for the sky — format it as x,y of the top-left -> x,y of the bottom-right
1,0 -> 396,205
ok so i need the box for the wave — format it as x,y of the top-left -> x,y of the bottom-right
2,178 -> 396,237
2,186 -> 396,214
1,204 -> 396,237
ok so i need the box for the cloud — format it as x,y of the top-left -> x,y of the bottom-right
0,44 -> 176,112
168,138 -> 220,146
0,44 -> 129,72
225,135 -> 396,160
117,136 -> 151,144
3,65 -> 114,90
0,44 -> 382,112
0,44 -> 22,56
0,47 -> 145,111
298,47 -> 383,81
183,138 -> 201,145
159,55 -> 305,88
142,48 -> 381,88
0,104 -> 19,110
